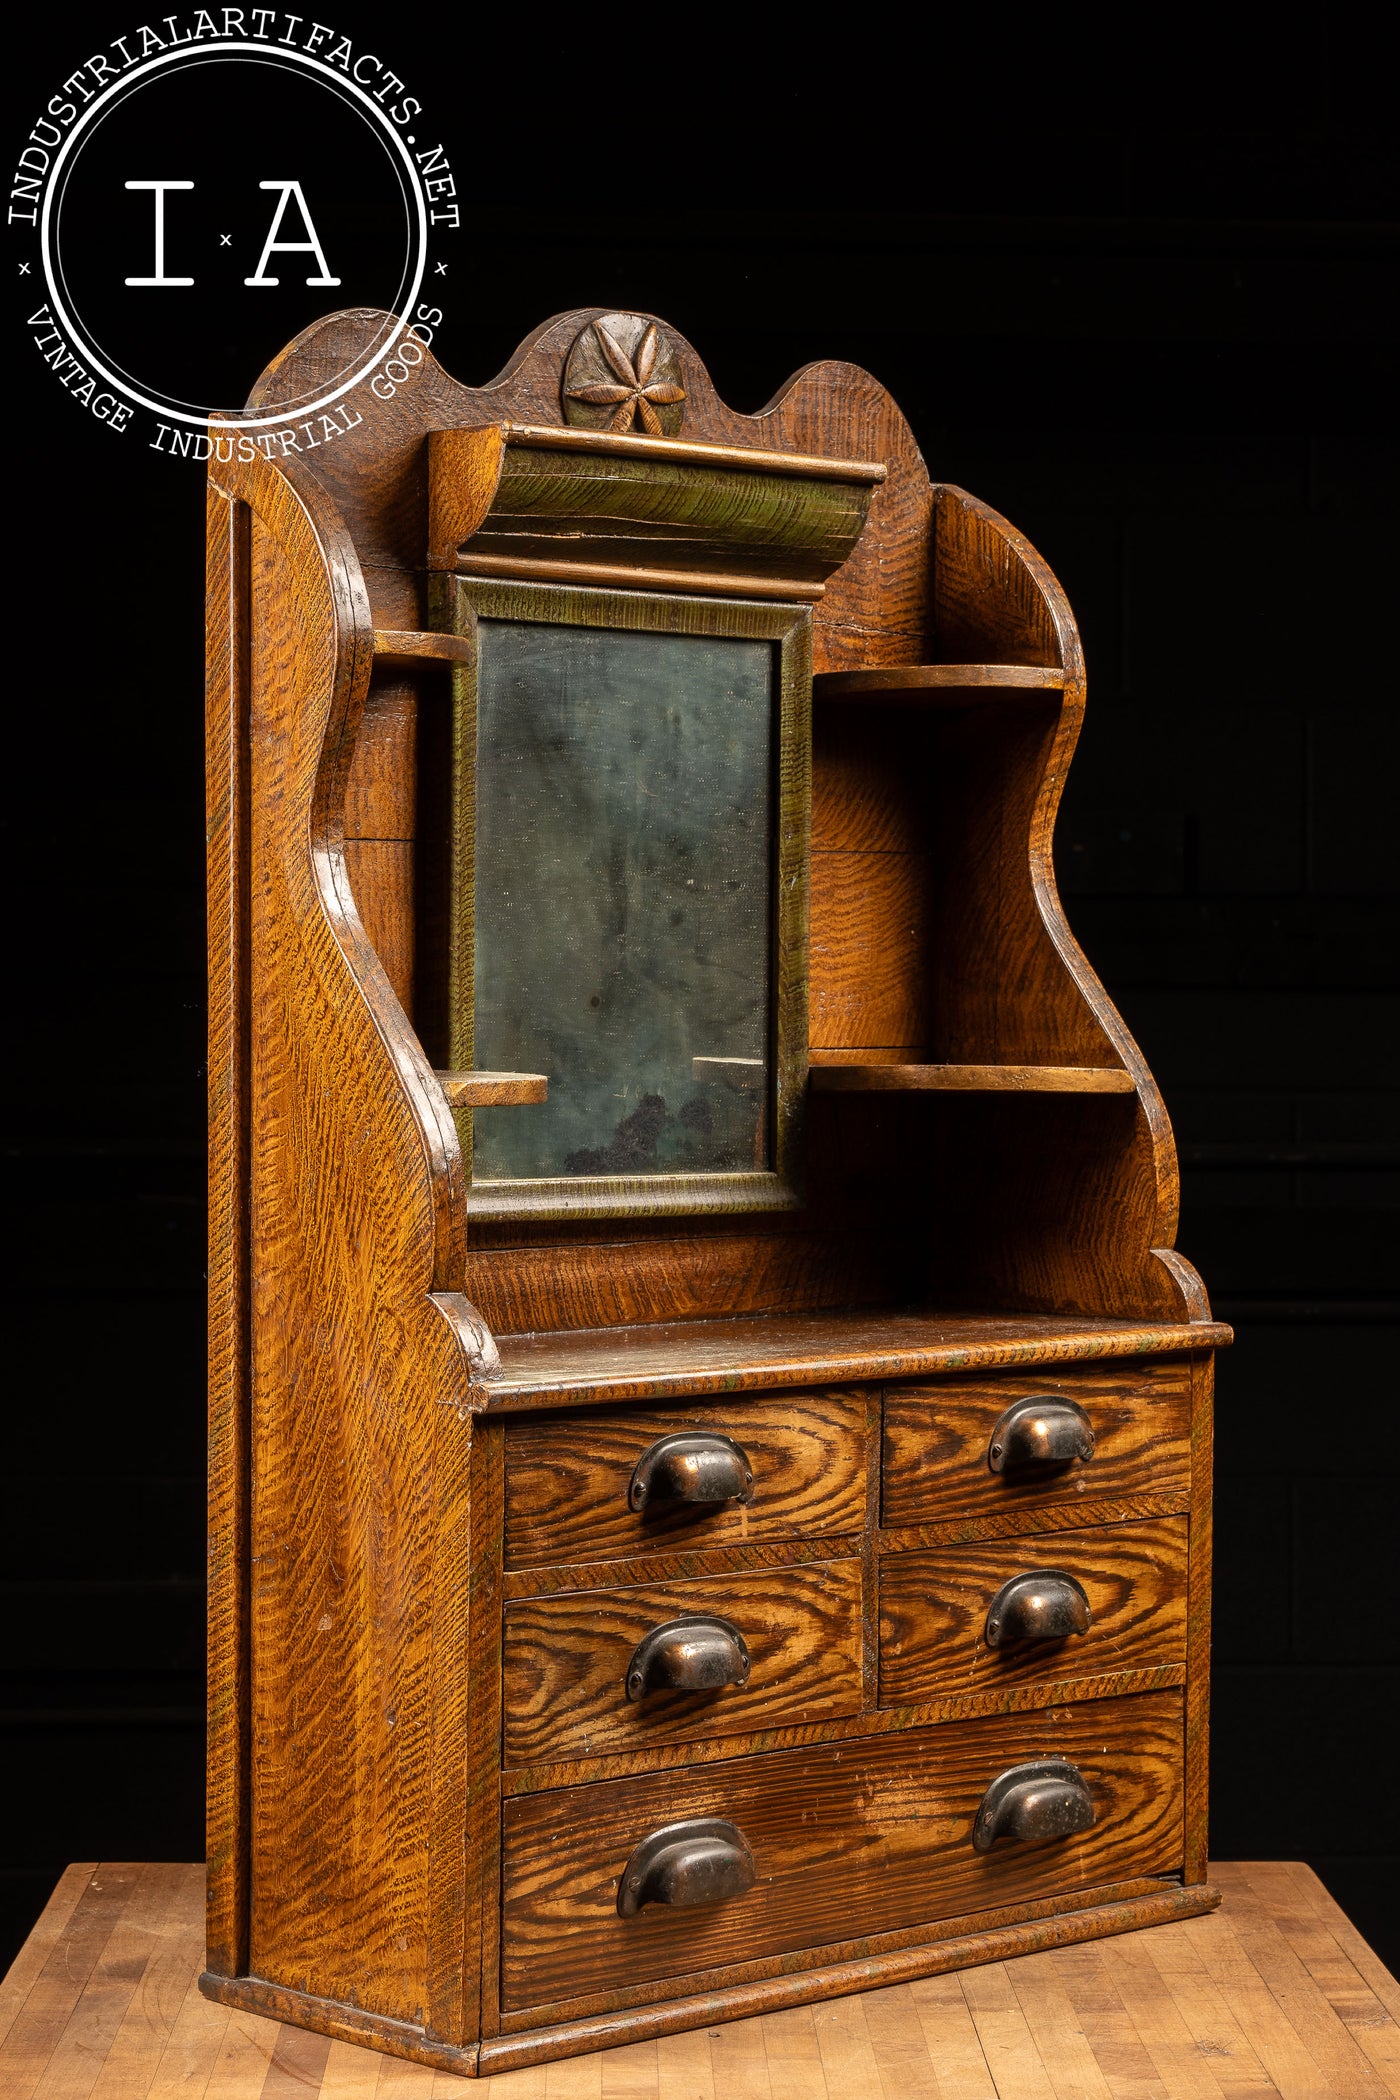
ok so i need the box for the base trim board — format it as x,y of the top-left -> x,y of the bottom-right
483,1882 -> 1219,2070
200,1880 -> 1220,2078
197,1972 -> 478,2075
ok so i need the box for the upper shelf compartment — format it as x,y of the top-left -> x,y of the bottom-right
426,423 -> 887,602
814,664 -> 1066,703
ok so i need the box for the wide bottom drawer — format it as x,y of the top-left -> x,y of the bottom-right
500,1689 -> 1184,2010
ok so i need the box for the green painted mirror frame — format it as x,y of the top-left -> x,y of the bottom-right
442,577 -> 812,1221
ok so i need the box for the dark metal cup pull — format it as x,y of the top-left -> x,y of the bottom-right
972,1758 -> 1097,1853
616,1817 -> 757,1917
984,1569 -> 1091,1647
629,1432 -> 755,1513
987,1395 -> 1095,1474
626,1615 -> 752,1701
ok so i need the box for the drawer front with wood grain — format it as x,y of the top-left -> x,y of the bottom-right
499,1689 -> 1183,2009
503,1391 -> 869,1569
879,1516 -> 1188,1706
881,1363 -> 1191,1533
503,1558 -> 863,1766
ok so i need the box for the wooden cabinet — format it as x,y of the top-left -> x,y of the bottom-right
203,305 -> 1227,2076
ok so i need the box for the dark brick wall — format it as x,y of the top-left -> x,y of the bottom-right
4,22 -> 1396,1975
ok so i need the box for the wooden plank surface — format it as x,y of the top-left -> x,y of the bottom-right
813,661 -> 1067,695
807,1063 -> 1137,1092
3,1863 -> 1393,2095
435,1073 -> 550,1108
485,1311 -> 1234,1410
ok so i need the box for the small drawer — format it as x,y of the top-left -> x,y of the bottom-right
881,1362 -> 1191,1532
879,1516 -> 1187,1707
503,1558 -> 863,1766
500,1688 -> 1183,2010
503,1390 -> 868,1569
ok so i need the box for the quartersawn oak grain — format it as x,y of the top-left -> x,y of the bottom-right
204,305 -> 1226,2073
502,1558 -> 863,1766
485,1311 -> 1229,1410
1184,1347 -> 1215,1886
436,1070 -> 549,1107
809,1063 -> 1137,1093
810,845 -> 934,1050
498,1663 -> 1188,1798
500,1690 -> 1186,2010
878,1516 -> 1188,1706
205,441 -> 493,2031
882,1361 -> 1192,1531
502,1391 -> 868,1567
814,662 -> 1067,695
205,485 -> 249,1979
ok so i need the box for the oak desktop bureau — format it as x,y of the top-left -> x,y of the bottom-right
202,306 -> 1229,2076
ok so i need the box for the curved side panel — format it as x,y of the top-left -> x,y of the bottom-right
928,488 -> 1196,1322
205,442 -> 485,2030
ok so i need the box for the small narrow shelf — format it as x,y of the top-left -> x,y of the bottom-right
372,628 -> 473,667
809,1062 -> 1135,1094
814,663 -> 1065,703
435,1070 -> 548,1106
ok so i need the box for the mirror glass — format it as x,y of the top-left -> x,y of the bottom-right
471,620 -> 773,1181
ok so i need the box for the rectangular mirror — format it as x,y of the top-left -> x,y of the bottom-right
447,580 -> 810,1217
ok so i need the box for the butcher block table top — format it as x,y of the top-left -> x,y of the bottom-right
2,1862 -> 1396,2098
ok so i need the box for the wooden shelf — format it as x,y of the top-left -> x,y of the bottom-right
435,1069 -> 548,1106
814,663 -> 1065,702
372,628 -> 472,667
809,1062 -> 1135,1094
484,1306 -> 1231,1409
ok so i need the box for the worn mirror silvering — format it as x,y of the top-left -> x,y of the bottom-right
471,621 -> 773,1181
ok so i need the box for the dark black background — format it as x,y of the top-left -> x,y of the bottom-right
3,10 -> 1398,1976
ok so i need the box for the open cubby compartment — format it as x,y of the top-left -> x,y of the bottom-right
809,678 -> 1122,1078
804,667 -> 1165,1317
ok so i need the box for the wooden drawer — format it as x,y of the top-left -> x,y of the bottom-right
500,1689 -> 1183,2009
881,1362 -> 1191,1532
503,1558 -> 863,1766
503,1391 -> 868,1569
879,1516 -> 1187,1706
